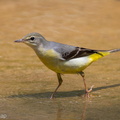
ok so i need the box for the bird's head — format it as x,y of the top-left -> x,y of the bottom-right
15,32 -> 46,47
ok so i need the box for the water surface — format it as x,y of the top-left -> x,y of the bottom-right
0,0 -> 120,120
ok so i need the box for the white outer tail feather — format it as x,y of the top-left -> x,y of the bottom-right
109,49 -> 120,53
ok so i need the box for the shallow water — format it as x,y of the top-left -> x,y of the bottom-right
0,0 -> 120,120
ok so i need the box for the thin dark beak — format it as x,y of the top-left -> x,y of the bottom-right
14,39 -> 25,43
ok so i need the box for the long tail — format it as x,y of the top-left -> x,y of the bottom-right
89,48 -> 120,62
108,49 -> 120,53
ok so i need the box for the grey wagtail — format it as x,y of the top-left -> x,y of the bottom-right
15,32 -> 120,98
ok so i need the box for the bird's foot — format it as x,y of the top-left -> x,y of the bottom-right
85,85 -> 94,93
50,94 -> 54,99
84,85 -> 94,97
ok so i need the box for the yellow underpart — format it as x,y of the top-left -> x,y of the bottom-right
36,47 -> 111,74
89,52 -> 110,62
44,49 -> 60,58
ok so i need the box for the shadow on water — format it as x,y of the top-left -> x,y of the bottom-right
8,83 -> 120,98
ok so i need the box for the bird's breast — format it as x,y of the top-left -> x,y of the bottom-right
35,49 -> 93,73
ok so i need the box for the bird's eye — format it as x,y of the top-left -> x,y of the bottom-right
30,37 -> 35,40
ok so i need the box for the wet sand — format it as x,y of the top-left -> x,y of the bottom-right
0,0 -> 120,120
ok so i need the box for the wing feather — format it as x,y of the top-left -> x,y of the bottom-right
50,41 -> 102,61
62,47 -> 99,60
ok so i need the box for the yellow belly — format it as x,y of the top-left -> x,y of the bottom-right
39,56 -> 92,74
35,48 -> 110,74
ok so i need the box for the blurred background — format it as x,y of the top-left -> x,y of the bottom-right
0,0 -> 120,120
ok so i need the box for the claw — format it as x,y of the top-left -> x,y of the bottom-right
84,85 -> 94,98
86,85 -> 94,93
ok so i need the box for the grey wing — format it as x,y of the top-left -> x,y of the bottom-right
51,42 -> 100,60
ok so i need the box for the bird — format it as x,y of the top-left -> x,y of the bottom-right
15,32 -> 120,99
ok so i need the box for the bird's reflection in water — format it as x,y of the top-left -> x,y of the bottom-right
55,98 -> 90,120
